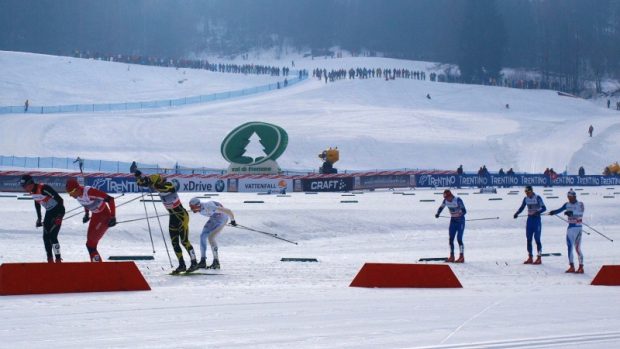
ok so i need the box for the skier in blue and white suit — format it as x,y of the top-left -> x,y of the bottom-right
435,189 -> 467,263
513,185 -> 546,264
189,198 -> 236,270
548,189 -> 585,274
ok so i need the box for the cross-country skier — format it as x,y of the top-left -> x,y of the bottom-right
548,189 -> 585,274
134,171 -> 198,274
514,185 -> 546,264
66,178 -> 116,262
20,174 -> 65,263
188,197 -> 237,269
435,189 -> 467,263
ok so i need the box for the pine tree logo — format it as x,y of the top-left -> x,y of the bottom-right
242,132 -> 268,164
221,122 -> 288,166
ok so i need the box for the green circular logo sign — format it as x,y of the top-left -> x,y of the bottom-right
221,122 -> 288,165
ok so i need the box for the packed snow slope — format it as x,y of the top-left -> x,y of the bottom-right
0,50 -> 619,173
1,188 -> 619,348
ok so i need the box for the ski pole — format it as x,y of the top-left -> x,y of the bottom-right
140,190 -> 157,254
229,223 -> 298,245
65,192 -> 126,215
581,221 -> 613,242
148,189 -> 173,267
466,217 -> 499,222
116,194 -> 144,208
551,214 -> 591,236
63,192 -> 126,220
439,216 -> 499,222
116,213 -> 170,224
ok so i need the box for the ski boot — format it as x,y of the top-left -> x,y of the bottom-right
47,256 -> 54,263
207,259 -> 220,270
575,264 -> 584,274
185,260 -> 199,273
533,255 -> 542,265
446,254 -> 455,263
171,261 -> 187,275
196,258 -> 207,269
55,257 -> 63,263
455,253 -> 465,263
565,263 -> 575,273
523,256 -> 533,264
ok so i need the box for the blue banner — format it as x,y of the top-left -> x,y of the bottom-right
414,174 -> 620,188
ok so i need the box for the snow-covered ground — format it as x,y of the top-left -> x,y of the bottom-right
1,187 -> 619,348
1,51 -> 619,173
1,51 -> 620,348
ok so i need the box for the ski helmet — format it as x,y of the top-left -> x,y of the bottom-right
189,197 -> 201,207
524,185 -> 533,193
66,177 -> 81,194
567,188 -> 576,197
19,174 -> 34,187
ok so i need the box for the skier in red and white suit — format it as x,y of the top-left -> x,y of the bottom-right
66,178 -> 116,262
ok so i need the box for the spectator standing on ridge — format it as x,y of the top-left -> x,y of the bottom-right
66,178 -> 116,262
435,190 -> 467,263
607,99 -> 611,108
134,170 -> 198,274
20,174 -> 65,263
514,185 -> 546,264
188,197 -> 236,270
130,161 -> 138,174
24,99 -> 29,112
578,166 -> 585,176
588,125 -> 593,137
548,189 -> 585,274
73,156 -> 84,173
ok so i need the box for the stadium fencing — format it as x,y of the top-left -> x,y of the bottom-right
0,75 -> 305,114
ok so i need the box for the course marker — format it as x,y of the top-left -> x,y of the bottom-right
280,258 -> 318,262
108,256 -> 155,261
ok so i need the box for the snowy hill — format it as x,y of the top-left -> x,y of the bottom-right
1,51 -> 620,348
1,51 -> 619,174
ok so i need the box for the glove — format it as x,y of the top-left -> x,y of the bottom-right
565,211 -> 573,217
513,213 -> 518,219
134,170 -> 142,177
82,214 -> 90,223
136,176 -> 151,187
54,217 -> 62,226
108,217 -> 117,227
230,220 -> 237,226
435,213 -> 439,218
35,219 -> 42,228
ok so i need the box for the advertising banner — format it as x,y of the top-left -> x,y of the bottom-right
413,174 -> 620,188
237,178 -> 292,193
169,177 -> 227,193
85,176 -> 227,193
86,176 -> 140,193
302,177 -> 354,192
0,175 -> 69,193
355,174 -> 414,190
